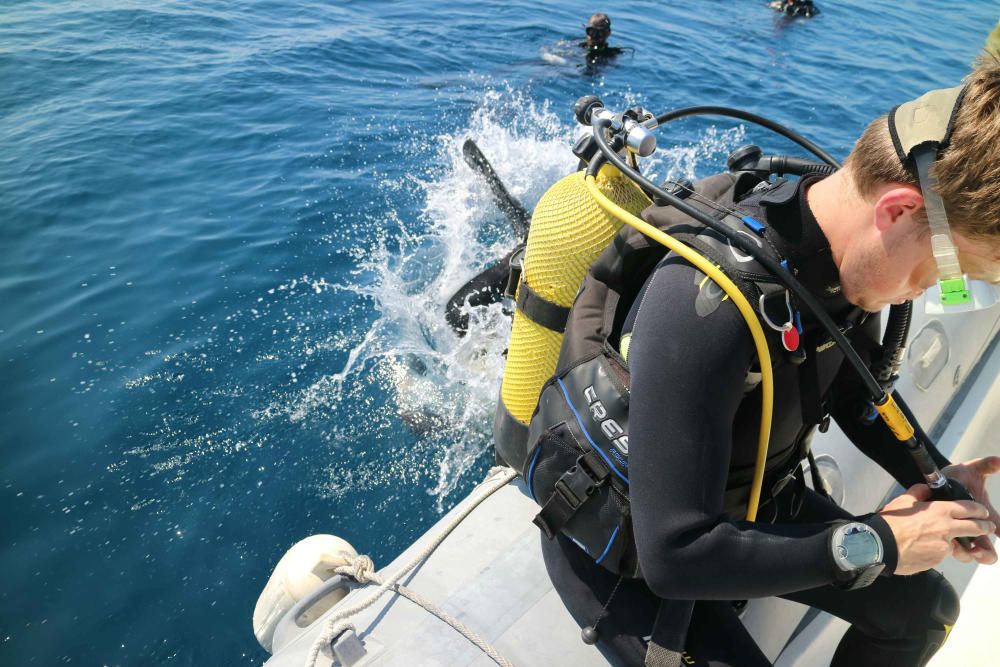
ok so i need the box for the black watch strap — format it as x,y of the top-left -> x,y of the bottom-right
829,521 -> 886,590
833,561 -> 885,590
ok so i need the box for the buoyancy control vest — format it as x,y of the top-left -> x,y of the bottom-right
495,171 -> 832,577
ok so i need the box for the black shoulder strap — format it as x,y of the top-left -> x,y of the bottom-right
631,177 -> 797,360
669,210 -> 786,319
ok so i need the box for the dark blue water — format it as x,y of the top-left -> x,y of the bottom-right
2,1 -> 995,664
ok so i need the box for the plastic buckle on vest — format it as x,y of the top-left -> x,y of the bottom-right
555,462 -> 598,510
532,454 -> 606,540
577,449 -> 611,484
556,452 -> 609,508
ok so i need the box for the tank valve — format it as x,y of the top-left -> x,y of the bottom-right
624,119 -> 656,157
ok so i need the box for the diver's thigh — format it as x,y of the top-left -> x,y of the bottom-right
540,535 -> 655,667
782,570 -> 958,667
776,484 -> 854,523
781,569 -> 953,640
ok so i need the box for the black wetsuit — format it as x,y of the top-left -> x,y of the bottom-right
541,176 -> 957,666
778,0 -> 819,17
579,41 -> 626,63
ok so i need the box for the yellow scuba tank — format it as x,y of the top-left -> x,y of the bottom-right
498,164 -> 651,427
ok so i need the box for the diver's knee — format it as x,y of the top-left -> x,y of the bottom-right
926,570 -> 960,628
861,570 -> 959,642
915,571 -> 960,666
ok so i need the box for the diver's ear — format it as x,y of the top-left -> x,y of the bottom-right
873,185 -> 924,233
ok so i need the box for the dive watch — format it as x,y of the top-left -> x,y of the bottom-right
829,521 -> 884,590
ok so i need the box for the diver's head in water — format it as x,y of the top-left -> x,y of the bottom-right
585,13 -> 612,49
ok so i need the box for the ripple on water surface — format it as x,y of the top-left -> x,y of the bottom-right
1,0 -> 996,664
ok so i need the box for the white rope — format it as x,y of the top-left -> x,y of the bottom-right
305,466 -> 519,667
346,571 -> 514,667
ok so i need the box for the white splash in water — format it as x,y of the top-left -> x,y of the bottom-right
642,124 -> 748,184
278,87 -> 578,508
114,87 -> 751,515
268,93 -> 751,509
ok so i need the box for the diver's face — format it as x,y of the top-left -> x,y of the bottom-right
838,226 -> 936,312
586,26 -> 609,46
839,223 -> 1000,312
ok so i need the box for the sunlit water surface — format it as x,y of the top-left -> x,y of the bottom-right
1,1 -> 995,664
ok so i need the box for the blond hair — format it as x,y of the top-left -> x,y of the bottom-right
845,53 -> 1000,242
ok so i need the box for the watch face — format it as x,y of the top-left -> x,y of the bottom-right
835,524 -> 883,570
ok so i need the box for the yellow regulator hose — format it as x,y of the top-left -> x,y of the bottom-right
584,175 -> 774,522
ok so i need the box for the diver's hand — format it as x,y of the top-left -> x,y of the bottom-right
879,484 -> 995,576
943,456 -> 1000,564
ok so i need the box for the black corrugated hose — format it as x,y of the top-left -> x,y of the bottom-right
873,302 -> 913,388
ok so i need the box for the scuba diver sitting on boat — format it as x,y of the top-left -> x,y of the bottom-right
769,0 -> 820,18
495,53 -> 1000,667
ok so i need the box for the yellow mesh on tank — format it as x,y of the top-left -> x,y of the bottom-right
500,313 -> 564,421
523,167 -> 649,304
500,165 -> 651,424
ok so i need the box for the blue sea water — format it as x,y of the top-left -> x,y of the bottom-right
1,1 -> 996,664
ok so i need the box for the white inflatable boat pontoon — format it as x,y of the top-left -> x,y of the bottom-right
257,294 -> 1000,667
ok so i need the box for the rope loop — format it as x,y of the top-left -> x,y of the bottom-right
350,555 -> 376,584
305,466 -> 518,667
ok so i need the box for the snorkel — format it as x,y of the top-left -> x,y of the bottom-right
889,86 -> 1000,314
575,93 -> 980,545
